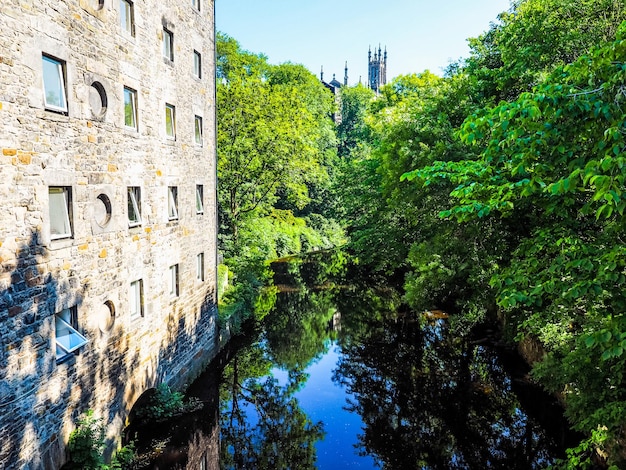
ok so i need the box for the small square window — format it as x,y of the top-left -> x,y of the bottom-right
197,252 -> 204,281
120,0 -> 135,37
42,55 -> 68,113
124,86 -> 138,130
168,186 -> 179,220
49,186 -> 73,240
130,279 -> 144,319
169,264 -> 179,297
165,104 -> 176,139
128,186 -> 141,226
163,28 -> 174,61
194,115 -> 203,146
196,184 -> 204,214
193,50 -> 202,78
192,0 -> 200,11
55,306 -> 88,361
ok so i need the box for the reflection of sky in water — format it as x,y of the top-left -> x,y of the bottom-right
273,343 -> 377,469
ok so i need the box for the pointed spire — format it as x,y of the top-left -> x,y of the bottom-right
320,65 -> 324,82
344,61 -> 348,86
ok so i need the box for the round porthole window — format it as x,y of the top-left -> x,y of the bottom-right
97,300 -> 115,332
94,193 -> 112,228
93,0 -> 105,10
89,81 -> 108,119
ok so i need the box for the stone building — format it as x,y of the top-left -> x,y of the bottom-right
0,0 -> 218,468
368,45 -> 387,93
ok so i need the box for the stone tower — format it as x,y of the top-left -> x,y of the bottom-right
0,0 -> 219,468
368,45 -> 387,93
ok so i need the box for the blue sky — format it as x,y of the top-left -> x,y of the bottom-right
215,0 -> 511,84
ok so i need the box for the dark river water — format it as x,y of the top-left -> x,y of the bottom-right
128,252 -> 580,469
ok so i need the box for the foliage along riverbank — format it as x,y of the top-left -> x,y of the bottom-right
217,1 -> 626,467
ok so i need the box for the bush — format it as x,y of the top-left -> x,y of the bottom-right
134,383 -> 202,423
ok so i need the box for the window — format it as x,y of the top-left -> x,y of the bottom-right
49,187 -> 73,240
194,115 -> 203,146
124,86 -> 138,130
120,0 -> 134,37
168,186 -> 178,220
55,306 -> 88,361
193,50 -> 202,78
163,28 -> 173,61
197,253 -> 204,281
196,184 -> 204,214
127,186 -> 141,226
192,0 -> 200,11
130,279 -> 144,319
42,55 -> 67,113
165,104 -> 176,139
169,264 -> 179,297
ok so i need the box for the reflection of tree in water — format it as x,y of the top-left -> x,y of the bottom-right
334,286 -> 563,470
220,352 -> 324,469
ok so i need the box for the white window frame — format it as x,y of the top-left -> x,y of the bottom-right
165,103 -> 176,140
42,55 -> 68,113
168,186 -> 179,220
196,184 -> 204,214
130,279 -> 144,319
194,115 -> 203,146
163,28 -> 173,61
55,307 -> 88,361
197,252 -> 204,282
192,0 -> 200,12
120,0 -> 135,37
193,50 -> 202,78
128,186 -> 141,226
124,86 -> 138,130
169,264 -> 179,297
49,186 -> 73,240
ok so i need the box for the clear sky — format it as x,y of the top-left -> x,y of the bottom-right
215,0 -> 511,85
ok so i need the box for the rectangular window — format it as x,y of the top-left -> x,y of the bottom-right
163,28 -> 173,61
197,252 -> 204,281
49,187 -> 73,240
165,104 -> 176,139
130,279 -> 144,319
127,186 -> 141,226
55,306 -> 88,361
124,86 -> 138,130
169,264 -> 179,297
168,186 -> 178,220
193,50 -> 202,78
120,0 -> 134,36
192,0 -> 200,11
194,115 -> 203,145
42,55 -> 68,113
196,184 -> 204,214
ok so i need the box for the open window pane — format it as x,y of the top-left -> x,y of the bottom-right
194,115 -> 202,145
192,0 -> 200,11
55,308 -> 87,360
165,104 -> 176,139
196,185 -> 204,214
127,187 -> 141,225
168,186 -> 178,220
49,187 -> 72,239
120,0 -> 134,36
42,55 -> 67,112
124,87 -> 137,129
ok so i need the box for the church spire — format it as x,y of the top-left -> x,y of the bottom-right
344,61 -> 348,86
320,65 -> 324,82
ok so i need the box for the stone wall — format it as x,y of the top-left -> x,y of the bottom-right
0,0 -> 218,468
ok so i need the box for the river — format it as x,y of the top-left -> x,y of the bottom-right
127,252 -> 580,469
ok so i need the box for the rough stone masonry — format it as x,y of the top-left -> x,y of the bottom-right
0,0 -> 218,467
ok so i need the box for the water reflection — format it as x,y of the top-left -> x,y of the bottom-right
131,252 -> 577,469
